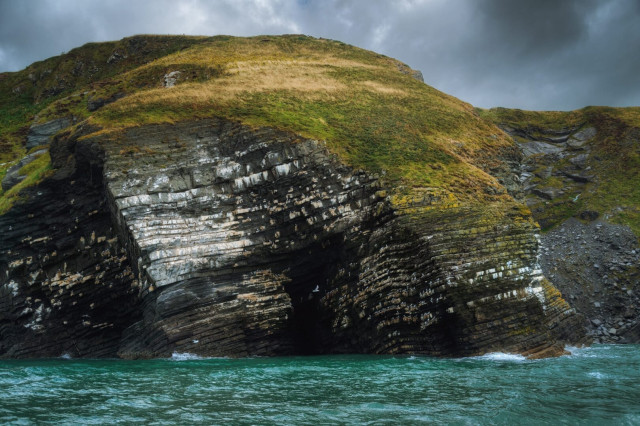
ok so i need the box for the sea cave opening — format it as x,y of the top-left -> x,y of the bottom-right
281,236 -> 346,355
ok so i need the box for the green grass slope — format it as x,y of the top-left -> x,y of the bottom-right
0,35 -> 208,162
1,34 -> 521,216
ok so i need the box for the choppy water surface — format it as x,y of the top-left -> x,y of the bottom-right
1,345 -> 639,424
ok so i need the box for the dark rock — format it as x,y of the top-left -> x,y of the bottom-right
562,170 -> 594,183
621,323 -> 640,343
87,92 -> 125,112
532,187 -> 562,200
547,135 -> 569,143
579,211 -> 599,221
0,152 -> 140,358
26,117 -> 73,149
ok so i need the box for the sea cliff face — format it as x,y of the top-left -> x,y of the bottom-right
0,118 -> 585,358
10,34 -> 636,359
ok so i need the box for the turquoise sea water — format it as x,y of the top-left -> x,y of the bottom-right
1,345 -> 639,425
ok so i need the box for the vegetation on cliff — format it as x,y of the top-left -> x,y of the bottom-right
479,107 -> 640,236
1,34 -> 518,216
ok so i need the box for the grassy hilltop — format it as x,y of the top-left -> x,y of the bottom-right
0,35 -> 514,212
0,34 -> 638,237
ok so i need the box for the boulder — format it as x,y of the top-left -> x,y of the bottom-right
164,71 -> 182,88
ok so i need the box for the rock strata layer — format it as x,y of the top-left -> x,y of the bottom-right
0,159 -> 139,358
0,119 -> 586,358
26,117 -> 73,149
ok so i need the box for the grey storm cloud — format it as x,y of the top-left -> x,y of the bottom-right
1,0 -> 639,110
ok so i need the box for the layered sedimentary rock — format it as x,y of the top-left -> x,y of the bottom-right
0,156 -> 139,358
26,117 -> 73,149
0,118 -> 585,358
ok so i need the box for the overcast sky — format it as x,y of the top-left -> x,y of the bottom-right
1,0 -> 639,110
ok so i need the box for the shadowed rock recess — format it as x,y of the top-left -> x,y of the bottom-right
0,118 -> 585,359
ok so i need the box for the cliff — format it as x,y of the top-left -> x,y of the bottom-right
1,35 -> 632,358
478,108 -> 640,342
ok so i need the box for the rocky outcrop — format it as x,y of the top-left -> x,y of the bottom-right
499,124 -> 598,214
496,122 -> 640,343
0,118 -> 586,358
163,71 -> 182,88
0,155 -> 140,358
26,117 -> 73,149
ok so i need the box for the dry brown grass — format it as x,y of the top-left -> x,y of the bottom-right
96,52 -> 411,127
361,80 -> 407,95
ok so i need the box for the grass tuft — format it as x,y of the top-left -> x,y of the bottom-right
0,150 -> 52,215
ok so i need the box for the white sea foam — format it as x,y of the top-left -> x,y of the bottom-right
60,353 -> 72,360
474,352 -> 527,362
565,345 -> 616,359
170,352 -> 202,361
564,346 -> 594,358
587,371 -> 607,379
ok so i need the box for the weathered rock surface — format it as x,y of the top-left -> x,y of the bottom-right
26,117 -> 73,149
163,71 -> 182,88
0,119 -> 586,358
87,92 -> 125,112
500,125 -> 598,211
0,156 -> 140,358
